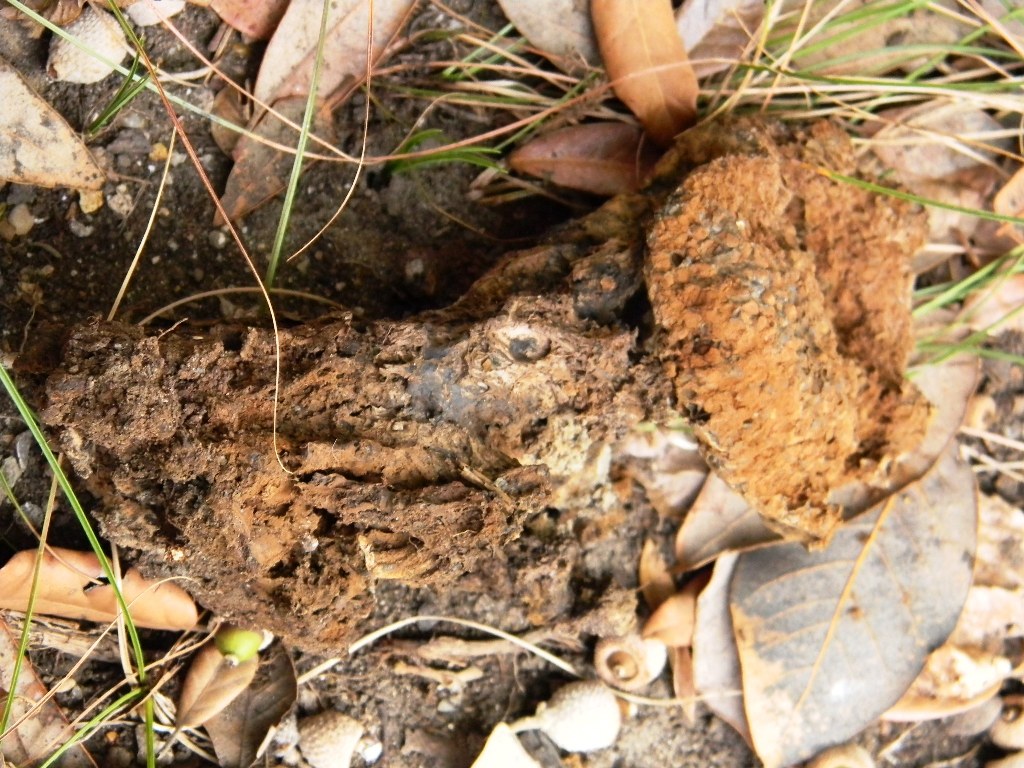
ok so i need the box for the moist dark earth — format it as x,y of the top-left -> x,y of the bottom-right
0,2 -> 1020,767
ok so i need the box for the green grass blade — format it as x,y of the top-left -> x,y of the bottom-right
265,0 -> 332,287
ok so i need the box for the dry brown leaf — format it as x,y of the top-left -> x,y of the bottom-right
220,0 -> 415,221
642,572 -> 709,647
210,86 -> 248,156
0,614 -> 95,767
176,641 -> 260,730
638,538 -> 675,610
509,122 -> 659,196
204,642 -> 297,768
0,547 -> 198,631
0,55 -> 104,190
496,0 -> 600,71
670,645 -> 698,724
218,97 -> 334,223
253,0 -> 417,105
591,0 -> 698,146
994,164 -> 1024,243
210,0 -> 289,40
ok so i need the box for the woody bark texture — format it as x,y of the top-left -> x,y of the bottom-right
41,119 -> 930,651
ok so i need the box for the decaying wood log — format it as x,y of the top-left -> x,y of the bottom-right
41,118 -> 930,652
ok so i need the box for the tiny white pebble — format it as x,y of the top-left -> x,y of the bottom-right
7,204 -> 35,236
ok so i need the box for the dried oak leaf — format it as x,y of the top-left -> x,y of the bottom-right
645,119 -> 931,542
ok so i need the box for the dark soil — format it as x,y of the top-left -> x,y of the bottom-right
0,3 -> 1017,768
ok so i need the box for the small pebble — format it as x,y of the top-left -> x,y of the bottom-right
15,430 -> 34,471
106,184 -> 134,218
79,189 -> 105,214
208,229 -> 229,249
68,219 -> 94,238
7,204 -> 35,236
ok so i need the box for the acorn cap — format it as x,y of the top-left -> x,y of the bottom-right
297,711 -> 364,768
512,680 -> 622,753
47,6 -> 128,84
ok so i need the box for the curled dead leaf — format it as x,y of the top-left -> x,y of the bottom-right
470,723 -> 541,768
591,0 -> 698,146
0,547 -> 197,630
177,640 -> 260,729
642,571 -> 709,648
638,538 -> 675,609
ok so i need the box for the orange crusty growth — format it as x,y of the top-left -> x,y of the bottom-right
645,120 -> 931,542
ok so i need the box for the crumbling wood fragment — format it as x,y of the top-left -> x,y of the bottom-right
41,118 -> 931,651
44,289 -> 671,653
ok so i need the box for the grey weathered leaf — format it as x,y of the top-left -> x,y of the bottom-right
253,0 -> 416,105
674,471 -> 771,572
204,643 -> 297,768
676,0 -> 764,77
691,552 -> 749,744
0,55 -> 104,190
730,446 -> 977,768
496,0 -> 600,72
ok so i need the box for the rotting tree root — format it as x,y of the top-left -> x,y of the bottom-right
39,118 -> 930,652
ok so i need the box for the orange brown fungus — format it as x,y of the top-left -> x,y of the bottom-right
645,120 -> 932,543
